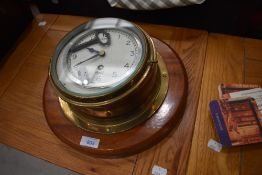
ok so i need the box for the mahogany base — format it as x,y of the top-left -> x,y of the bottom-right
43,38 -> 188,158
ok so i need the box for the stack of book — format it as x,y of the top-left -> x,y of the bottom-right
209,84 -> 262,147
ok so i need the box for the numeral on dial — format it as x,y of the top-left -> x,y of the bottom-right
126,40 -> 131,45
124,63 -> 130,68
130,51 -> 134,56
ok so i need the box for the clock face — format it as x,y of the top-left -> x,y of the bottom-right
51,18 -> 147,97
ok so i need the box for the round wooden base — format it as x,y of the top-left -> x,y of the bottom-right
43,38 -> 188,158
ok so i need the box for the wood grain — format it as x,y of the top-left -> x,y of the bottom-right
5,13 -> 262,175
48,16 -> 208,175
245,59 -> 262,85
244,38 -> 262,61
50,15 -> 93,32
0,14 -> 208,174
240,144 -> 262,175
137,22 -> 177,42
43,38 -> 187,158
0,15 -> 136,175
187,34 -> 245,175
133,28 -> 208,175
0,51 -> 136,174
0,14 -> 58,96
240,37 -> 262,175
32,30 -> 67,57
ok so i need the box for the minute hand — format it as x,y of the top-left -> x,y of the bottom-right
73,50 -> 105,67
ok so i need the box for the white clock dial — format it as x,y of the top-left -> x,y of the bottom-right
56,28 -> 144,96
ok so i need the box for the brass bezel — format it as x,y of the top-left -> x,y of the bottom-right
48,18 -> 169,133
50,33 -> 156,108
49,18 -> 152,104
59,53 -> 168,134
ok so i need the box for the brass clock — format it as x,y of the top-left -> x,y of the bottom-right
44,17 -> 187,157
49,18 -> 168,134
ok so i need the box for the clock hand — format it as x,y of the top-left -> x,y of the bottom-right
70,39 -> 99,53
86,47 -> 100,54
74,54 -> 99,67
69,31 -> 110,53
73,50 -> 105,67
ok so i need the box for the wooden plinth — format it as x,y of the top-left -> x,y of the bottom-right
43,38 -> 188,158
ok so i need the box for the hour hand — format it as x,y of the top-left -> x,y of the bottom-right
86,47 -> 100,54
69,31 -> 110,53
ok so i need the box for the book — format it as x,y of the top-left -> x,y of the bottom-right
218,83 -> 260,99
210,84 -> 262,147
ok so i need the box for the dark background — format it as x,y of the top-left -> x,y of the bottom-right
1,0 -> 262,63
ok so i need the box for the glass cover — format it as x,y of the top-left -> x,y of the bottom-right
52,18 -> 147,96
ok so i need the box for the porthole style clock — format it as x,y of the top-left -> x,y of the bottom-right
43,18 -> 187,157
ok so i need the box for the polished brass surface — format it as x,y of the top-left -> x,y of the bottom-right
50,19 -> 169,133
49,33 -> 156,106
49,20 -> 155,104
50,32 -> 159,118
59,53 -> 168,134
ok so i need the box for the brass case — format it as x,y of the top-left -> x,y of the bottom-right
49,20 -> 169,134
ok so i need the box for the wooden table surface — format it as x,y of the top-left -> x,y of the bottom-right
0,14 -> 262,175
